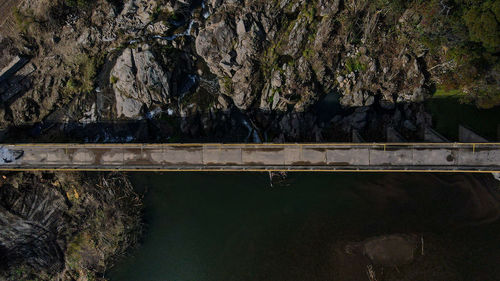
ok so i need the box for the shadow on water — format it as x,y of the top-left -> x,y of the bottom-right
0,107 -> 347,144
0,112 -> 253,143
426,97 -> 500,141
107,172 -> 500,281
313,91 -> 344,123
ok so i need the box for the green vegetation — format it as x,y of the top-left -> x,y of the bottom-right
221,76 -> 233,93
261,1 -> 319,79
61,174 -> 142,281
268,88 -> 283,105
151,9 -> 178,23
463,0 -> 500,51
150,2 -> 180,25
65,78 -> 81,94
66,232 -> 92,270
64,0 -> 93,9
431,87 -> 500,110
261,41 -> 281,78
268,93 -> 275,104
368,0 -> 412,23
110,75 -> 119,84
4,265 -> 44,281
432,88 -> 466,99
64,54 -> 103,97
0,173 -> 142,281
339,0 -> 499,108
302,47 -> 315,59
12,8 -> 34,34
181,87 -> 217,112
412,0 -> 500,108
345,57 -> 367,73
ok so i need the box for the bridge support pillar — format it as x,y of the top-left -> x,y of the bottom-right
424,127 -> 448,142
352,129 -> 365,143
386,127 -> 406,142
459,125 -> 488,143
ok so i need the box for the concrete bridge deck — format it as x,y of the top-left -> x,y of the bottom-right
0,143 -> 499,172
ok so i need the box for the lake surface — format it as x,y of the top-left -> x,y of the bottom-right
108,98 -> 500,281
108,172 -> 500,281
426,97 -> 500,140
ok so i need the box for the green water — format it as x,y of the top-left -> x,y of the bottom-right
426,97 -> 500,140
108,173 -> 500,281
107,98 -> 500,280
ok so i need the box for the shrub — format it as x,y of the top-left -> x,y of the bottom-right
463,1 -> 500,52
221,76 -> 233,93
64,54 -> 103,96
65,78 -> 81,93
345,57 -> 366,73
65,0 -> 92,9
110,75 -> 119,84
414,0 -> 500,107
12,8 -> 34,33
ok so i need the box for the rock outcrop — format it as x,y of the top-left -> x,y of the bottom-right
0,172 -> 142,281
0,0 -> 450,141
195,0 -> 429,112
111,45 -> 171,118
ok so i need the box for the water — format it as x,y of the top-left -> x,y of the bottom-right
108,172 -> 500,281
314,91 -> 343,123
426,97 -> 500,140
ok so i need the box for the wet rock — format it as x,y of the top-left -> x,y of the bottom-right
343,107 -> 369,130
403,120 -> 417,131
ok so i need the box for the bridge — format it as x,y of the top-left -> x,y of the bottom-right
0,143 -> 499,172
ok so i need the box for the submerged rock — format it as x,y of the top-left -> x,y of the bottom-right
363,235 -> 416,266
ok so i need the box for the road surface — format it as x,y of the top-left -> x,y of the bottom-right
0,143 -> 499,172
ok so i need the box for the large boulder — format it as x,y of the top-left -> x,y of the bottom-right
111,45 -> 171,118
196,13 -> 264,110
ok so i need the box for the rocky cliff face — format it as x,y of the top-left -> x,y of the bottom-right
195,0 -> 429,112
0,172 -> 142,281
0,0 -> 441,143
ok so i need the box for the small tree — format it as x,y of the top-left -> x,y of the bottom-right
463,1 -> 500,52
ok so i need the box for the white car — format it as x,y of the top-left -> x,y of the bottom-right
0,147 -> 24,164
